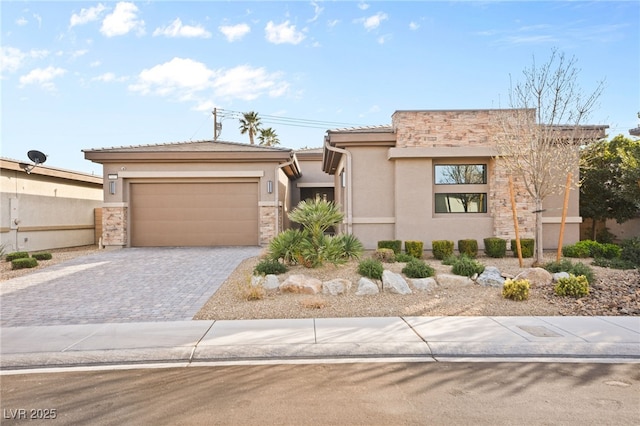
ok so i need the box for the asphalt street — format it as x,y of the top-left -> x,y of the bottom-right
1,362 -> 639,425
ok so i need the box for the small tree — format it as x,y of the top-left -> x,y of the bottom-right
239,111 -> 262,145
494,49 -> 604,263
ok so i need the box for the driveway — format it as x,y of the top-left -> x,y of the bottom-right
0,247 -> 261,327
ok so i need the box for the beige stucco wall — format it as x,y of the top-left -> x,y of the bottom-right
0,164 -> 102,252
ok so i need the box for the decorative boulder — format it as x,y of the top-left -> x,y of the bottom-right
323,278 -> 352,296
382,270 -> 412,295
476,266 -> 506,288
355,277 -> 379,296
436,274 -> 474,287
280,274 -> 323,294
514,267 -> 553,287
552,271 -> 570,283
264,274 -> 281,291
411,277 -> 438,292
251,275 -> 265,287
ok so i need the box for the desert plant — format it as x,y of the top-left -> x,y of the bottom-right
401,258 -> 435,279
32,252 -> 52,261
591,243 -> 622,260
592,257 -> 637,270
542,259 -> 595,284
543,258 -> 574,274
268,229 -> 305,264
394,253 -> 414,263
377,240 -> 402,254
405,240 -> 424,258
300,296 -> 327,310
484,238 -> 507,258
11,257 -> 38,270
451,255 -> 485,277
620,237 -> 640,267
357,258 -> 383,280
254,259 -> 288,275
432,240 -> 454,260
334,233 -> 364,261
554,274 -> 589,298
458,239 -> 478,258
511,238 -> 534,258
373,248 -> 396,263
562,241 -> 593,258
569,262 -> 595,284
6,251 -> 29,262
441,254 -> 457,266
502,278 -> 531,301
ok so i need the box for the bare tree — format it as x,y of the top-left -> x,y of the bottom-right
494,49 -> 604,263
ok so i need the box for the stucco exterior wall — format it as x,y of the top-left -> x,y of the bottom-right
0,162 -> 102,252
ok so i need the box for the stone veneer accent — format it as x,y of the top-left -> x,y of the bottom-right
102,205 -> 127,247
259,205 -> 281,246
392,109 -> 535,241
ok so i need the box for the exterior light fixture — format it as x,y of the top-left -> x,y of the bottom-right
341,171 -> 346,188
267,180 -> 273,194
109,181 -> 116,195
107,173 -> 118,180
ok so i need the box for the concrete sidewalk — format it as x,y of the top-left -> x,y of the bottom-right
1,316 -> 639,370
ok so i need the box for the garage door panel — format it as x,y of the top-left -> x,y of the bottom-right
130,182 -> 259,247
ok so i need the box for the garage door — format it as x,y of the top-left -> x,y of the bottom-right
130,182 -> 259,246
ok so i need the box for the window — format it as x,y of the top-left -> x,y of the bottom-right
434,163 -> 488,214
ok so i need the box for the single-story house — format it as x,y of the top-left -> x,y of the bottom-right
0,158 -> 103,252
84,109 -> 607,251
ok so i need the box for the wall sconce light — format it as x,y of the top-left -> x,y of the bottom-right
107,173 -> 118,180
109,181 -> 116,195
267,180 -> 273,194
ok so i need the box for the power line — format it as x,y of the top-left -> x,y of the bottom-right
216,108 -> 369,130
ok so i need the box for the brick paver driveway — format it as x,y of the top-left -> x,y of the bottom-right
0,247 -> 261,327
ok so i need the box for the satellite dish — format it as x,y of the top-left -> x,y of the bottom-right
27,150 -> 47,165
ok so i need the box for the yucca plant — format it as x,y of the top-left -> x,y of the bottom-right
289,199 -> 344,239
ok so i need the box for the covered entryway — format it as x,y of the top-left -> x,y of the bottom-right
130,182 -> 259,246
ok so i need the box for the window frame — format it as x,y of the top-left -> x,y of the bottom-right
433,161 -> 489,215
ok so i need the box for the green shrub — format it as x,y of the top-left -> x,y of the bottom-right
401,258 -> 435,279
592,243 -> 621,260
441,254 -> 457,266
432,240 -> 454,260
32,252 -> 52,261
333,233 -> 364,261
254,259 -> 288,275
562,243 -> 590,258
554,274 -> 589,298
405,240 -> 424,259
543,259 -> 595,284
357,258 -> 384,280
394,253 -> 414,263
377,240 -> 402,254
568,262 -> 595,284
592,257 -> 637,270
620,237 -> 640,267
484,238 -> 507,258
6,251 -> 29,262
11,257 -> 38,270
373,248 -> 396,263
457,239 -> 478,258
451,255 -> 485,277
502,278 -> 530,301
511,238 -> 535,258
543,259 -> 574,274
268,229 -> 305,264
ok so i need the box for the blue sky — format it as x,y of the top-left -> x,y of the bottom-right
2,1 -> 638,175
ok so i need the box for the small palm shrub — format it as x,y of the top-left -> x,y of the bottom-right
334,233 -> 364,261
11,257 -> 38,270
432,240 -> 454,260
268,229 -> 305,264
6,251 -> 29,262
402,258 -> 435,279
357,258 -> 383,280
484,238 -> 507,258
254,259 -> 287,275
511,239 -> 534,258
620,237 -> 640,267
394,253 -> 414,263
451,255 -> 485,277
377,240 -> 402,254
502,278 -> 530,301
373,248 -> 396,263
405,240 -> 424,258
32,252 -> 52,261
458,239 -> 478,258
554,274 -> 589,298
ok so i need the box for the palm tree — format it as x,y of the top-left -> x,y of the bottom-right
258,127 -> 280,146
239,111 -> 261,145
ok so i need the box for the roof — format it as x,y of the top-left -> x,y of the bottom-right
0,157 -> 103,185
327,125 -> 393,134
83,139 -> 292,153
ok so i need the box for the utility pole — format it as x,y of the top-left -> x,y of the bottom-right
212,108 -> 219,141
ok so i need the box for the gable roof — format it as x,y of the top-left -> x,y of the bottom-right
83,139 -> 292,153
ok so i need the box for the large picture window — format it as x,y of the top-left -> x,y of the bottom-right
434,163 -> 488,214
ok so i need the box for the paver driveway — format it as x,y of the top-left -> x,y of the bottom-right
0,247 -> 261,327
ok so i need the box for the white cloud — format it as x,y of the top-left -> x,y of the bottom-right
100,2 -> 145,37
33,14 -> 42,28
327,19 -> 340,28
219,23 -> 251,42
308,1 -> 324,23
92,72 -> 127,83
90,60 -> 101,67
19,66 -> 66,91
1,47 -> 26,74
70,3 -> 107,28
358,2 -> 370,11
377,34 -> 391,44
70,49 -> 89,59
153,18 -> 211,38
16,17 -> 28,26
265,21 -> 305,45
409,21 -> 420,31
357,12 -> 388,31
128,57 -> 289,104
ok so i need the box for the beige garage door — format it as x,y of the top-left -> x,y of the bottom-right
130,182 -> 259,247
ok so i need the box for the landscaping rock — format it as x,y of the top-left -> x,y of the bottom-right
251,275 -> 265,287
322,278 -> 352,296
411,277 -> 438,291
355,277 -> 379,296
436,274 -> 474,287
552,272 -> 570,282
280,274 -> 323,294
476,266 -> 505,288
264,274 -> 281,291
382,270 -> 412,295
514,267 -> 553,287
